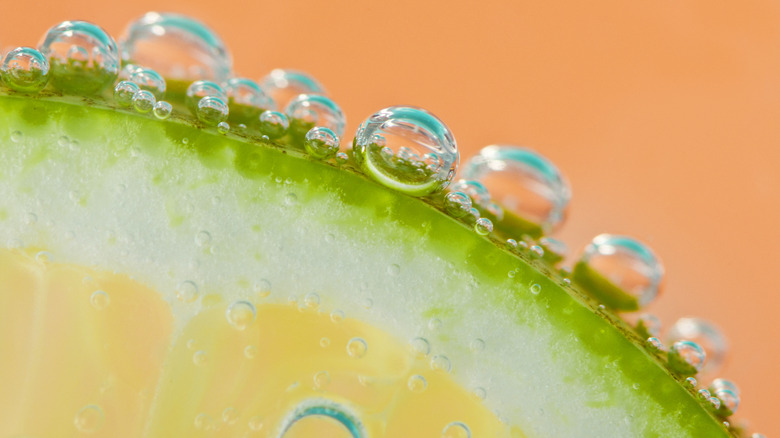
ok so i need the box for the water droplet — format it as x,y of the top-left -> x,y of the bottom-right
217,121 -> 230,134
255,279 -> 272,298
260,68 -> 326,110
353,106 -> 458,196
224,77 -> 275,123
284,192 -> 298,206
530,283 -> 542,295
408,374 -> 427,393
666,317 -> 727,376
530,244 -> 544,258
195,230 -> 212,247
197,95 -> 229,125
248,415 -> 264,431
222,407 -> 238,425
194,412 -> 214,430
90,290 -> 110,310
285,93 -> 345,138
685,376 -> 698,388
1,47 -> 50,93
128,66 -> 166,98
444,191 -> 472,218
176,280 -> 199,303
303,292 -> 320,308
428,318 -> 442,330
153,100 -> 172,119
335,151 -> 349,165
346,337 -> 368,358
193,350 -> 208,366
698,388 -> 712,400
473,387 -> 487,400
539,236 -> 567,259
442,421 -> 471,438
258,110 -> 290,139
313,371 -> 331,389
120,12 -> 231,82
710,378 -> 740,413
320,337 -> 331,348
185,79 -> 226,111
244,345 -> 258,359
304,126 -> 340,159
430,354 -> 452,373
186,338 -> 197,350
226,300 -> 256,330
578,234 -> 664,309
39,21 -> 119,94
114,80 -> 140,107
450,180 -> 491,206
646,337 -> 663,351
132,89 -> 156,113
671,340 -> 706,372
470,338 -> 486,353
506,238 -> 519,251
330,309 -> 345,323
35,251 -> 53,264
387,263 -> 401,276
410,337 -> 431,356
10,130 -> 24,143
461,145 -> 571,231
474,217 -> 493,235
74,404 -> 104,433
709,396 -> 722,410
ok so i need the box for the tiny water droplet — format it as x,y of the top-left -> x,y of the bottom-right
244,345 -> 258,359
284,192 -> 297,206
698,388 -> 712,400
320,337 -> 331,348
120,12 -> 232,82
132,89 -> 156,113
39,21 -> 120,94
226,300 -> 256,330
430,354 -> 452,373
217,121 -> 230,134
194,412 -> 214,430
474,217 -> 493,235
530,283 -> 542,295
410,337 -> 431,356
578,234 -> 664,309
667,317 -> 727,376
153,100 -> 172,119
193,350 -> 208,366
530,244 -> 544,258
225,77 -> 275,122
442,421 -> 471,438
346,337 -> 367,358
428,318 -> 442,330
90,290 -> 110,310
444,191 -> 472,218
255,279 -> 272,298
646,337 -> 663,351
128,66 -> 166,98
303,292 -> 320,309
222,407 -> 238,425
330,309 -> 345,323
74,404 -> 104,433
685,376 -> 698,388
470,338 -> 486,353
286,94 -> 346,138
114,80 -> 140,107
176,280 -> 199,303
506,238 -> 519,251
473,387 -> 487,400
671,340 -> 706,372
335,151 -> 349,164
387,263 -> 401,276
258,110 -> 289,139
353,106 -> 457,196
195,230 -> 211,247
313,370 -> 331,389
248,415 -> 264,431
408,374 -> 427,393
10,130 -> 24,143
260,68 -> 326,110
709,396 -> 722,410
1,47 -> 50,93
186,339 -> 197,350
197,95 -> 229,125
35,251 -> 53,264
461,145 -> 571,231
304,126 -> 340,159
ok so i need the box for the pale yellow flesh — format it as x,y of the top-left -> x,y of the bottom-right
0,248 -> 511,437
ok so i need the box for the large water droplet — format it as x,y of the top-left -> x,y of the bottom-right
132,89 -> 156,113
304,126 -> 340,159
120,12 -> 232,82
1,47 -> 50,93
670,340 -> 706,372
224,77 -> 275,123
353,106 -> 458,196
666,317 -> 727,376
443,191 -> 472,218
153,100 -> 172,119
74,404 -> 105,433
474,217 -> 493,235
461,145 -> 570,231
226,300 -> 257,330
128,66 -> 166,98
576,234 -> 664,310
114,80 -> 140,107
197,95 -> 229,125
279,400 -> 364,438
259,110 -> 290,139
38,21 -> 119,94
285,93 -> 345,138
260,69 -> 326,110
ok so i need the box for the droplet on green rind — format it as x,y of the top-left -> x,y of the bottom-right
572,260 -> 640,311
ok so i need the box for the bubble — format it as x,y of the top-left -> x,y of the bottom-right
195,230 -> 211,247
637,313 -> 662,337
474,217 -> 493,235
244,345 -> 258,359
710,379 -> 740,413
410,337 -> 431,356
577,234 -> 664,309
185,80 -> 227,112
470,338 -> 486,353
258,110 -> 290,139
224,77 -> 275,123
530,283 -> 542,295
132,89 -> 156,113
303,292 -> 320,309
346,337 -> 367,358
387,263 -> 401,276
335,151 -> 349,164
685,376 -> 698,388
10,130 -> 23,143
461,145 -> 571,231
197,96 -> 229,125
260,68 -> 326,109
442,421 -> 471,438
430,354 -> 452,373
450,180 -> 491,206
255,279 -> 272,298
194,412 -> 214,430
646,337 -> 663,351
114,80 -> 140,107
119,12 -> 232,82
35,251 -> 53,264
217,121 -> 230,134
506,239 -> 519,251
444,191 -> 472,218
539,236 -> 567,259
530,244 -> 545,258
38,21 -> 119,94
226,300 -> 256,330
320,337 -> 331,348
248,415 -> 264,431
193,350 -> 208,366
74,404 -> 104,433
408,375 -> 427,393
89,290 -> 110,310
428,318 -> 442,330
304,126 -> 340,159
697,388 -> 711,400
176,280 -> 199,303
1,47 -> 50,93
670,340 -> 706,372
285,93 -> 346,137
353,106 -> 458,196
313,371 -> 331,389
126,66 -> 166,98
153,100 -> 173,119
666,317 -> 727,376
473,387 -> 487,400
709,396 -> 722,410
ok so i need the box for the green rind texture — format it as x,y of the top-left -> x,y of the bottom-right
0,93 -> 728,438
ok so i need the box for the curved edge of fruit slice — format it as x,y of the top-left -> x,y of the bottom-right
0,92 -> 730,437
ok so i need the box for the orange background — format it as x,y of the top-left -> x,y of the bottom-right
1,0 -> 778,434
